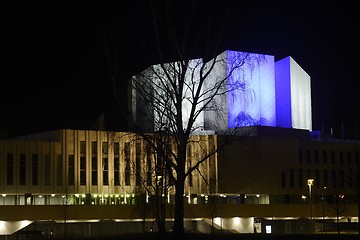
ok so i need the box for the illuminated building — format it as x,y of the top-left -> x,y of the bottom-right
132,50 -> 312,132
0,51 -> 358,238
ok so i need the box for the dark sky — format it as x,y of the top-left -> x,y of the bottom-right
1,1 -> 359,139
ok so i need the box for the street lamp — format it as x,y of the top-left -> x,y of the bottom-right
322,186 -> 327,233
307,179 -> 314,233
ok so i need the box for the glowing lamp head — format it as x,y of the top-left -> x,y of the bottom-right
307,179 -> 314,186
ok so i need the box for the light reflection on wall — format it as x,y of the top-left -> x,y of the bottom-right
226,51 -> 276,128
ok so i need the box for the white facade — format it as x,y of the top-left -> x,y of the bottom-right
275,56 -> 312,130
132,59 -> 206,132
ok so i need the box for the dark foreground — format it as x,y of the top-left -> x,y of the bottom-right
77,232 -> 359,240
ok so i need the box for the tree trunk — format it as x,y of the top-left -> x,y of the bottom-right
155,181 -> 166,233
173,180 -> 185,237
357,170 -> 360,235
159,193 -> 166,233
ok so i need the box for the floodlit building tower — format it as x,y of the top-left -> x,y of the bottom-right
131,50 -> 278,133
131,50 -> 312,133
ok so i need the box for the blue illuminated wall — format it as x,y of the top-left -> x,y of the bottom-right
204,50 -> 277,132
226,51 -> 276,128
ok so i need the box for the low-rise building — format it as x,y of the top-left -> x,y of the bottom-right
0,127 -> 358,238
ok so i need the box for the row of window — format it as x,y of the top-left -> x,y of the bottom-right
5,141 -> 149,187
6,152 -> 67,186
4,141 -> 181,188
299,149 -> 360,165
281,168 -> 358,189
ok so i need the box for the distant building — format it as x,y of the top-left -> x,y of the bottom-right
0,51 -> 358,238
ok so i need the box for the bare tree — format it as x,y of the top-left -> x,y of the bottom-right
104,1 -> 267,237
130,48 -> 266,237
341,164 -> 360,234
132,137 -> 173,233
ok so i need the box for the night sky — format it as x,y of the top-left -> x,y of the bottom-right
1,1 -> 359,139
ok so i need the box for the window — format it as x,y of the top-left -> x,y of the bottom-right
68,155 -> 75,185
298,149 -> 303,164
347,151 -> 352,165
32,154 -> 39,185
80,141 -> 86,154
281,170 -> 286,188
91,141 -> 97,185
315,169 -> 320,188
136,143 -> 141,186
102,157 -> 108,185
339,170 -> 344,188
80,141 -> 86,186
92,141 -> 97,153
91,156 -> 98,185
306,149 -> 311,163
80,156 -> 86,185
331,151 -> 336,164
208,136 -> 216,192
322,150 -> 328,164
332,170 -> 337,188
314,150 -> 319,164
298,169 -> 303,188
125,142 -> 131,186
290,169 -> 294,187
323,170 -> 328,187
307,169 -> 311,179
102,142 -> 108,185
102,142 -> 108,154
146,144 -> 152,186
339,151 -> 344,165
19,154 -> 26,185
114,142 -> 120,186
187,145 -> 193,187
44,154 -> 51,185
56,155 -> 63,186
6,153 -> 14,185
348,169 -> 353,188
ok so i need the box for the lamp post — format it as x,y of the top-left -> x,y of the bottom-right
322,186 -> 327,233
307,179 -> 314,233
